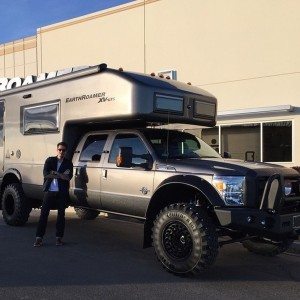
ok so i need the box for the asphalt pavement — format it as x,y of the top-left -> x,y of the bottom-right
0,209 -> 299,300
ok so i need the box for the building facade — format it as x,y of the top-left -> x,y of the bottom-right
1,0 -> 299,167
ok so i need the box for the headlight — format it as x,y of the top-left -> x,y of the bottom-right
212,176 -> 246,206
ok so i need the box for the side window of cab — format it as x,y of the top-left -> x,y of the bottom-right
79,135 -> 108,162
108,133 -> 150,166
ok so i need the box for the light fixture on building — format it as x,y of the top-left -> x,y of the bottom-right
218,105 -> 295,119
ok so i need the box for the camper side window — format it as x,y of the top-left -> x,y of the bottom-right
22,102 -> 59,134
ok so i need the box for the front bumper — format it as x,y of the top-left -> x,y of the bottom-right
215,207 -> 300,240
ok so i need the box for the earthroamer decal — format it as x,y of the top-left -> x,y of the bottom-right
65,92 -> 115,103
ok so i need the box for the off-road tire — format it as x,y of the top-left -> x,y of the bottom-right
242,238 -> 293,256
1,183 -> 32,226
152,203 -> 219,275
74,207 -> 100,220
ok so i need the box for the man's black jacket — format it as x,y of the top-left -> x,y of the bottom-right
43,156 -> 73,194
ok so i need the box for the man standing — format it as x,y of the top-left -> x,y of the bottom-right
34,142 -> 73,247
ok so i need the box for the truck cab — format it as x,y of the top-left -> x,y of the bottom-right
70,127 -> 300,274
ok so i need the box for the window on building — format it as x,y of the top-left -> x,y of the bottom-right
22,102 -> 59,134
201,127 -> 219,153
221,123 -> 260,161
79,135 -> 108,162
201,121 -> 292,163
263,121 -> 292,162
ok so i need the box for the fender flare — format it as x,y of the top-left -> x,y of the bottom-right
151,174 -> 224,207
2,168 -> 22,184
143,174 -> 224,248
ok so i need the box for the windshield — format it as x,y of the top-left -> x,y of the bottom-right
143,129 -> 221,160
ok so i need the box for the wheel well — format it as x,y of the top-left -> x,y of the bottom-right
143,183 -> 216,248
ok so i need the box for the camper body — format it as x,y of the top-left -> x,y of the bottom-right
0,64 -> 299,275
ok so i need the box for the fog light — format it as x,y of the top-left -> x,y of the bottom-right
247,216 -> 254,223
284,180 -> 292,196
261,220 -> 266,226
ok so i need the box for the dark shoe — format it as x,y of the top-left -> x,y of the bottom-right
56,237 -> 64,246
34,237 -> 43,247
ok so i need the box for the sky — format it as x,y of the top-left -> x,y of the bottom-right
0,0 -> 133,44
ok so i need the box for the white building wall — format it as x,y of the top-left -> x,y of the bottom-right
1,0 -> 299,166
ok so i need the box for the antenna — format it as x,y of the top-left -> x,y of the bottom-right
166,110 -> 170,163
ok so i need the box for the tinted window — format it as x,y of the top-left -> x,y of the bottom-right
23,102 -> 59,134
155,94 -> 183,114
263,121 -> 292,162
80,135 -> 108,162
109,134 -> 149,166
194,100 -> 216,119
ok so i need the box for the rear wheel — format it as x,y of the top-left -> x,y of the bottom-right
152,203 -> 218,275
74,207 -> 99,220
1,183 -> 32,226
242,238 -> 293,256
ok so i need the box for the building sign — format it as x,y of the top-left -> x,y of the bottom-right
0,66 -> 87,92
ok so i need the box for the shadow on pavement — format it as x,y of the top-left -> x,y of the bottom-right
0,210 -> 299,289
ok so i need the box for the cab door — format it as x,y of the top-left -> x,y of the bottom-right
100,132 -> 154,217
70,133 -> 109,209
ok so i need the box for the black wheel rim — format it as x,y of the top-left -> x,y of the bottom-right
162,221 -> 193,260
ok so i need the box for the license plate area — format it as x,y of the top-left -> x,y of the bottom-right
293,215 -> 300,228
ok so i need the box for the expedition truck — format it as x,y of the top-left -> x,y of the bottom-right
0,63 -> 299,275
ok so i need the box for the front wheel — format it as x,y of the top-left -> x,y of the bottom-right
242,238 -> 293,256
152,203 -> 218,275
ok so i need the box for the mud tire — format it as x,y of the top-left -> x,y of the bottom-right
1,183 -> 31,226
152,203 -> 218,275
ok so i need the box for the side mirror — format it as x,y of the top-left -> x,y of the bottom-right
116,147 -> 133,168
223,151 -> 231,159
140,154 -> 154,170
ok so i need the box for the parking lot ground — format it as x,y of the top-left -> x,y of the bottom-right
0,210 -> 299,300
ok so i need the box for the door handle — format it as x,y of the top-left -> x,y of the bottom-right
102,169 -> 107,179
75,167 -> 81,176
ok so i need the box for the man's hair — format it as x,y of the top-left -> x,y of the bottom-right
57,142 -> 68,149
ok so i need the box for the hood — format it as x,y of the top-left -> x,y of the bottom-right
160,158 -> 298,178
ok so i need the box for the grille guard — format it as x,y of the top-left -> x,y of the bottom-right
259,173 -> 300,213
259,173 -> 282,211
